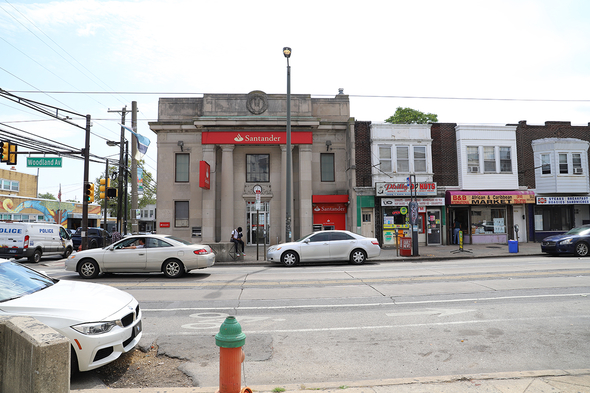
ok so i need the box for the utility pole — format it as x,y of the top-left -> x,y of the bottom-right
107,106 -> 127,234
131,100 -> 138,234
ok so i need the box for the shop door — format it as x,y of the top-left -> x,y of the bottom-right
361,208 -> 374,238
247,202 -> 269,245
426,210 -> 441,245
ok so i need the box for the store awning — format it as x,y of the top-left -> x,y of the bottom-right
312,195 -> 349,204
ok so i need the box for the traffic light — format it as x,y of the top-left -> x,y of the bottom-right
85,182 -> 95,203
99,178 -> 111,199
7,143 -> 17,165
0,142 -> 9,163
106,188 -> 118,198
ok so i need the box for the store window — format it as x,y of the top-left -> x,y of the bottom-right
174,201 -> 189,228
470,207 -> 506,234
175,153 -> 189,182
534,206 -> 571,231
484,147 -> 496,172
500,147 -> 512,172
397,146 -> 409,173
467,146 -> 479,173
559,153 -> 568,174
541,153 -> 551,174
414,146 -> 426,172
321,153 -> 335,182
246,154 -> 269,182
383,206 -> 409,228
379,146 -> 392,173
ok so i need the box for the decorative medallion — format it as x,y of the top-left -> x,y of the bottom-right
246,91 -> 268,115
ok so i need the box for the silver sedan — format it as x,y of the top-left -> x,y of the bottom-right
266,230 -> 381,267
66,234 -> 215,278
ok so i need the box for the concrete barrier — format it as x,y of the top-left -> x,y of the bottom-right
0,316 -> 70,393
208,242 -> 244,262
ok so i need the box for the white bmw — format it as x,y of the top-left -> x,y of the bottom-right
0,260 -> 142,372
267,230 -> 381,267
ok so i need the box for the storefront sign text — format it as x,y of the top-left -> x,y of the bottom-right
202,131 -> 313,145
450,194 -> 535,205
381,197 -> 444,206
376,182 -> 437,196
536,196 -> 590,205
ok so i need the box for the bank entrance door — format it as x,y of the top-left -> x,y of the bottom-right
247,201 -> 269,245
426,209 -> 441,245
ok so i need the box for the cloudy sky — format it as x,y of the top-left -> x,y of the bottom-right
1,0 -> 589,201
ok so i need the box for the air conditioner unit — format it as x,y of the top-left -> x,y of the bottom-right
574,167 -> 584,174
468,166 -> 479,173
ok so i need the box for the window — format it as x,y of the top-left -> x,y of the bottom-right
414,146 -> 426,172
396,146 -> 409,172
309,232 -> 330,242
175,153 -> 189,182
379,146 -> 392,173
483,147 -> 496,172
10,181 -> 18,191
573,153 -> 583,174
541,153 -> 551,174
535,206 -> 571,231
174,201 -> 189,228
471,207 -> 506,234
330,232 -> 354,241
246,154 -> 269,182
321,153 -> 335,182
559,153 -> 568,174
362,213 -> 372,223
500,147 -> 512,173
467,146 -> 479,172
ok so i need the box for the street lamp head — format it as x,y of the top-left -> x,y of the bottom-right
106,140 -> 119,146
283,47 -> 291,58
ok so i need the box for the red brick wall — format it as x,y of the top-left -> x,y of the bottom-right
431,123 -> 458,186
355,121 -> 373,187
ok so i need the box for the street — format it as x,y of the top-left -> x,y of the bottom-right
38,255 -> 590,388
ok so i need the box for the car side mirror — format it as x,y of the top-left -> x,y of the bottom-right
304,239 -> 310,244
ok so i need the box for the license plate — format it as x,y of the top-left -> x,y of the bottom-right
133,320 -> 142,336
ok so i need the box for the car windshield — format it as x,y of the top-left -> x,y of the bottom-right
165,236 -> 192,245
295,233 -> 315,242
0,261 -> 54,302
566,226 -> 590,236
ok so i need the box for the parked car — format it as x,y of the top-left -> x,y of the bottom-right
0,259 -> 142,372
66,234 -> 215,279
71,227 -> 111,250
541,224 -> 590,257
0,222 -> 73,262
266,230 -> 381,267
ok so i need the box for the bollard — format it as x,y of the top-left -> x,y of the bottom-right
215,316 -> 247,393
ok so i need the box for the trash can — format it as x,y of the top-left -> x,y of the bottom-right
400,237 -> 412,256
508,240 -> 519,253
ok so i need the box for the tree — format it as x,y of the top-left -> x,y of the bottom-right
385,107 -> 438,124
38,192 -> 56,200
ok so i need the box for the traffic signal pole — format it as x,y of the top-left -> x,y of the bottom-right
82,115 -> 91,250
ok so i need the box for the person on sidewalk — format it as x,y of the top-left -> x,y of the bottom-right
453,219 -> 461,244
230,227 -> 245,256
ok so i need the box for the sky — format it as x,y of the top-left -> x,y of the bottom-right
1,0 -> 590,202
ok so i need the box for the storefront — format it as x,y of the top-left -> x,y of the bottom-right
534,196 -> 590,242
446,191 -> 535,244
376,182 -> 443,247
312,195 -> 349,231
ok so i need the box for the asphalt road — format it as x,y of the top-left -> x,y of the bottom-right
37,255 -> 590,389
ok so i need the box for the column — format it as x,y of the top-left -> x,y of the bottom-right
221,145 -> 234,242
299,145 -> 313,235
202,145 -> 216,243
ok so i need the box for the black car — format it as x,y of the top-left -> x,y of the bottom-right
72,227 -> 111,250
541,224 -> 590,257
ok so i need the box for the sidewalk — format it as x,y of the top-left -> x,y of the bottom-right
220,241 -> 543,265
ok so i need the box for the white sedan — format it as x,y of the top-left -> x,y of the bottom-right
66,234 -> 215,279
0,260 -> 142,372
267,230 -> 381,267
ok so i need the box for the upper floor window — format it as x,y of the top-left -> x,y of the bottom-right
559,153 -> 568,174
379,146 -> 392,173
396,146 -> 409,172
573,153 -> 583,175
500,147 -> 512,172
414,146 -> 426,172
467,146 -> 479,173
541,153 -> 551,174
320,153 -> 335,182
247,154 -> 269,182
175,153 -> 189,182
1,179 -> 18,192
483,147 -> 496,172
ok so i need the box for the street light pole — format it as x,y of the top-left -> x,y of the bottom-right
283,47 -> 292,243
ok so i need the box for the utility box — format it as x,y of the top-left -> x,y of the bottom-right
508,240 -> 519,253
400,237 -> 412,256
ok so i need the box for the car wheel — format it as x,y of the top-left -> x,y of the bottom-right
575,242 -> 589,257
78,259 -> 99,279
89,239 -> 99,249
62,247 -> 73,259
163,259 -> 185,278
281,251 -> 298,267
28,249 -> 42,263
350,249 -> 367,265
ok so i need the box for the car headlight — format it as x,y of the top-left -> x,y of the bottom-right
72,321 -> 117,335
560,238 -> 573,245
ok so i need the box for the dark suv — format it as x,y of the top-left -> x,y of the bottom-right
72,227 -> 111,250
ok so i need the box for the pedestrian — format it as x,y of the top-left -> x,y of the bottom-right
230,227 -> 245,256
453,219 -> 461,244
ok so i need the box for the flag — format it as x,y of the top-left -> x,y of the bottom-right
58,184 -> 62,202
118,123 -> 151,160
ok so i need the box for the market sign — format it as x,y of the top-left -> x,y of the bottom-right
376,182 -> 437,196
447,191 -> 535,205
201,131 -> 313,145
537,196 -> 590,205
26,157 -> 62,167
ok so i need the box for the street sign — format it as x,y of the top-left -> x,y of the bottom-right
26,157 -> 62,167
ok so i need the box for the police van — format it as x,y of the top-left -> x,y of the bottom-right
0,222 -> 74,263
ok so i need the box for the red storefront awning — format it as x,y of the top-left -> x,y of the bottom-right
312,195 -> 349,204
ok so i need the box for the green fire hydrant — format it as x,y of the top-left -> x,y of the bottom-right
216,316 -> 248,393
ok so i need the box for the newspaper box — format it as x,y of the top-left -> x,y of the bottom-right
400,237 -> 412,256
